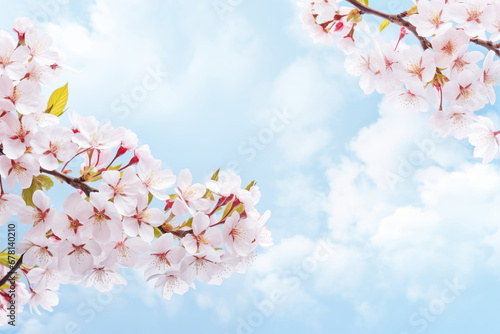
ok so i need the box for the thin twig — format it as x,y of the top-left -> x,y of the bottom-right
471,39 -> 500,57
344,0 -> 500,56
0,254 -> 24,287
344,0 -> 431,50
40,167 -> 97,197
0,146 -> 98,197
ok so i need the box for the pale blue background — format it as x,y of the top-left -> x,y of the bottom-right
1,1 -> 500,333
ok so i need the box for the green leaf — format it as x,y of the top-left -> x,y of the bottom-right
153,226 -> 163,238
380,20 -> 391,32
0,253 -> 19,268
211,168 -> 220,181
148,192 -> 154,205
357,0 -> 369,6
233,203 -> 245,215
221,200 -> 234,220
40,175 -> 54,190
181,217 -> 193,228
22,175 -> 54,207
108,164 -> 122,171
245,180 -> 256,191
407,5 -> 418,15
45,83 -> 69,117
202,188 -> 215,200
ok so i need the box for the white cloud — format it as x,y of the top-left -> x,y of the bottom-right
254,96 -> 500,326
41,0 -> 263,128
264,52 -> 349,165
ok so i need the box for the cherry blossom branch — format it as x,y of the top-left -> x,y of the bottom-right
0,254 -> 24,288
159,226 -> 193,238
471,39 -> 500,58
40,167 -> 98,197
344,0 -> 500,57
344,0 -> 432,50
0,147 -> 98,197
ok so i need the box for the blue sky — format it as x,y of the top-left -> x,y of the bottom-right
1,0 -> 500,333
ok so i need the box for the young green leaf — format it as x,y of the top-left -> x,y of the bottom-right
245,180 -> 256,191
22,175 -> 54,208
211,168 -> 220,181
380,20 -> 391,32
153,226 -> 163,238
45,83 -> 69,117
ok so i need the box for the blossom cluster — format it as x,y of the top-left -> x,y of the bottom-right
299,0 -> 500,163
0,18 -> 272,325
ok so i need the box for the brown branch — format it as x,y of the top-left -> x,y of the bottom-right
0,254 -> 24,287
471,39 -> 500,58
0,146 -> 98,197
344,0 -> 500,56
40,167 -> 97,197
0,147 -> 199,239
159,225 -> 193,238
344,0 -> 432,50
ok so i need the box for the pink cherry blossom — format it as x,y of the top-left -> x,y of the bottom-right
0,192 -> 24,225
448,46 -> 484,77
18,190 -> 58,239
0,32 -> 29,80
82,259 -> 127,292
83,192 -> 122,243
409,0 -> 452,37
183,213 -> 222,254
222,212 -> 258,257
137,155 -> 176,200
0,75 -> 43,115
468,116 -> 499,163
0,153 -> 39,189
25,28 -> 60,66
255,210 -> 273,248
51,193 -> 93,239
147,270 -> 191,300
449,0 -> 496,38
27,263 -> 61,293
16,234 -> 56,268
123,194 -> 166,242
28,289 -> 58,315
110,236 -> 149,268
430,105 -> 478,139
443,70 -> 488,111
0,18 -> 272,316
206,173 -> 241,197
13,17 -> 35,43
180,248 -> 222,284
99,167 -> 141,216
0,112 -> 35,159
71,113 -> 124,151
31,125 -> 78,170
431,29 -> 470,68
344,50 -> 385,94
388,81 -> 430,113
400,46 -> 436,83
58,236 -> 102,275
174,168 -> 211,214
481,51 -> 500,104
144,234 -> 186,275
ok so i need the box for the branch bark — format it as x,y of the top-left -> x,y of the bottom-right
40,167 -> 97,197
0,148 -> 202,239
0,254 -> 24,288
0,146 -> 98,197
471,39 -> 500,58
343,0 -> 500,56
344,0 -> 432,50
